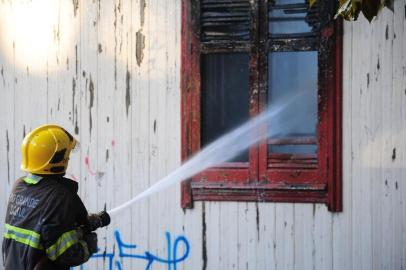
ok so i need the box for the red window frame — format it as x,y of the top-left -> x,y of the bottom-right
181,0 -> 343,211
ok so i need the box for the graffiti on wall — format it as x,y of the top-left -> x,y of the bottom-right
72,230 -> 190,270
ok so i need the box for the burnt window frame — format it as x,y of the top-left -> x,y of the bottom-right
181,0 -> 343,211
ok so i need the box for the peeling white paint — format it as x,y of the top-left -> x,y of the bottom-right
0,0 -> 406,269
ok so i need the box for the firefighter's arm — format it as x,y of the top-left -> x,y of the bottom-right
40,190 -> 97,267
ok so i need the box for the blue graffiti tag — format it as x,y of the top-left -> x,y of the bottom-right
73,230 -> 190,270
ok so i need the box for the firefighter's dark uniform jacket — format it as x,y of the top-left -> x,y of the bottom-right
2,174 -> 91,270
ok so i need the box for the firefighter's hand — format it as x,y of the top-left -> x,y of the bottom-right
83,232 -> 98,254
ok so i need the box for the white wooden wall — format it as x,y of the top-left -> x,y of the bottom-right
1,1 -> 406,269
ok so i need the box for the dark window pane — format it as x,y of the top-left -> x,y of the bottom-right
201,53 -> 249,162
269,145 -> 317,154
269,9 -> 312,34
268,0 -> 318,35
268,51 -> 318,154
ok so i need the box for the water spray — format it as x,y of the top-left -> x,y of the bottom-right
107,94 -> 302,216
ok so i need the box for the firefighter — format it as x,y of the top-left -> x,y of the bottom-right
2,124 -> 100,270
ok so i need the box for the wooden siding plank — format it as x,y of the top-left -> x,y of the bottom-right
149,0 -> 175,267
372,8 -> 394,270
237,203 -> 257,270
274,203 -> 294,270
293,204 -> 314,270
332,19 -> 353,270
400,2 -> 406,268
78,0 -> 98,207
110,0 -> 134,268
205,202 -> 222,269
78,0 -> 101,267
182,201 -> 203,270
392,0 -> 406,268
256,203 -> 277,270
351,15 -> 373,270
129,0 -> 152,268
96,0 -> 116,268
313,204 -> 332,270
0,1 -> 16,235
207,202 -> 240,270
220,202 -> 239,269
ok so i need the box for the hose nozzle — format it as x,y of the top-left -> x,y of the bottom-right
87,211 -> 111,232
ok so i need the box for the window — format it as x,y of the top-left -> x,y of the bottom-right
181,0 -> 342,211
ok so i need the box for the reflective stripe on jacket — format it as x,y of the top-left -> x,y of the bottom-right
2,175 -> 90,270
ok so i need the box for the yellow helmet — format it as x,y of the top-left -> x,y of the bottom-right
21,124 -> 77,175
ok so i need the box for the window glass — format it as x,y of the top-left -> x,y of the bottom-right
268,51 -> 318,154
269,0 -> 315,35
201,53 -> 250,162
269,145 -> 317,154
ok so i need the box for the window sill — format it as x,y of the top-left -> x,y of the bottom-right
182,180 -> 329,208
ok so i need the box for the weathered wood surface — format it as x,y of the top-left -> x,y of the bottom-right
0,0 -> 406,269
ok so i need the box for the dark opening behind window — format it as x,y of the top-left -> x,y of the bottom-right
201,53 -> 250,162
